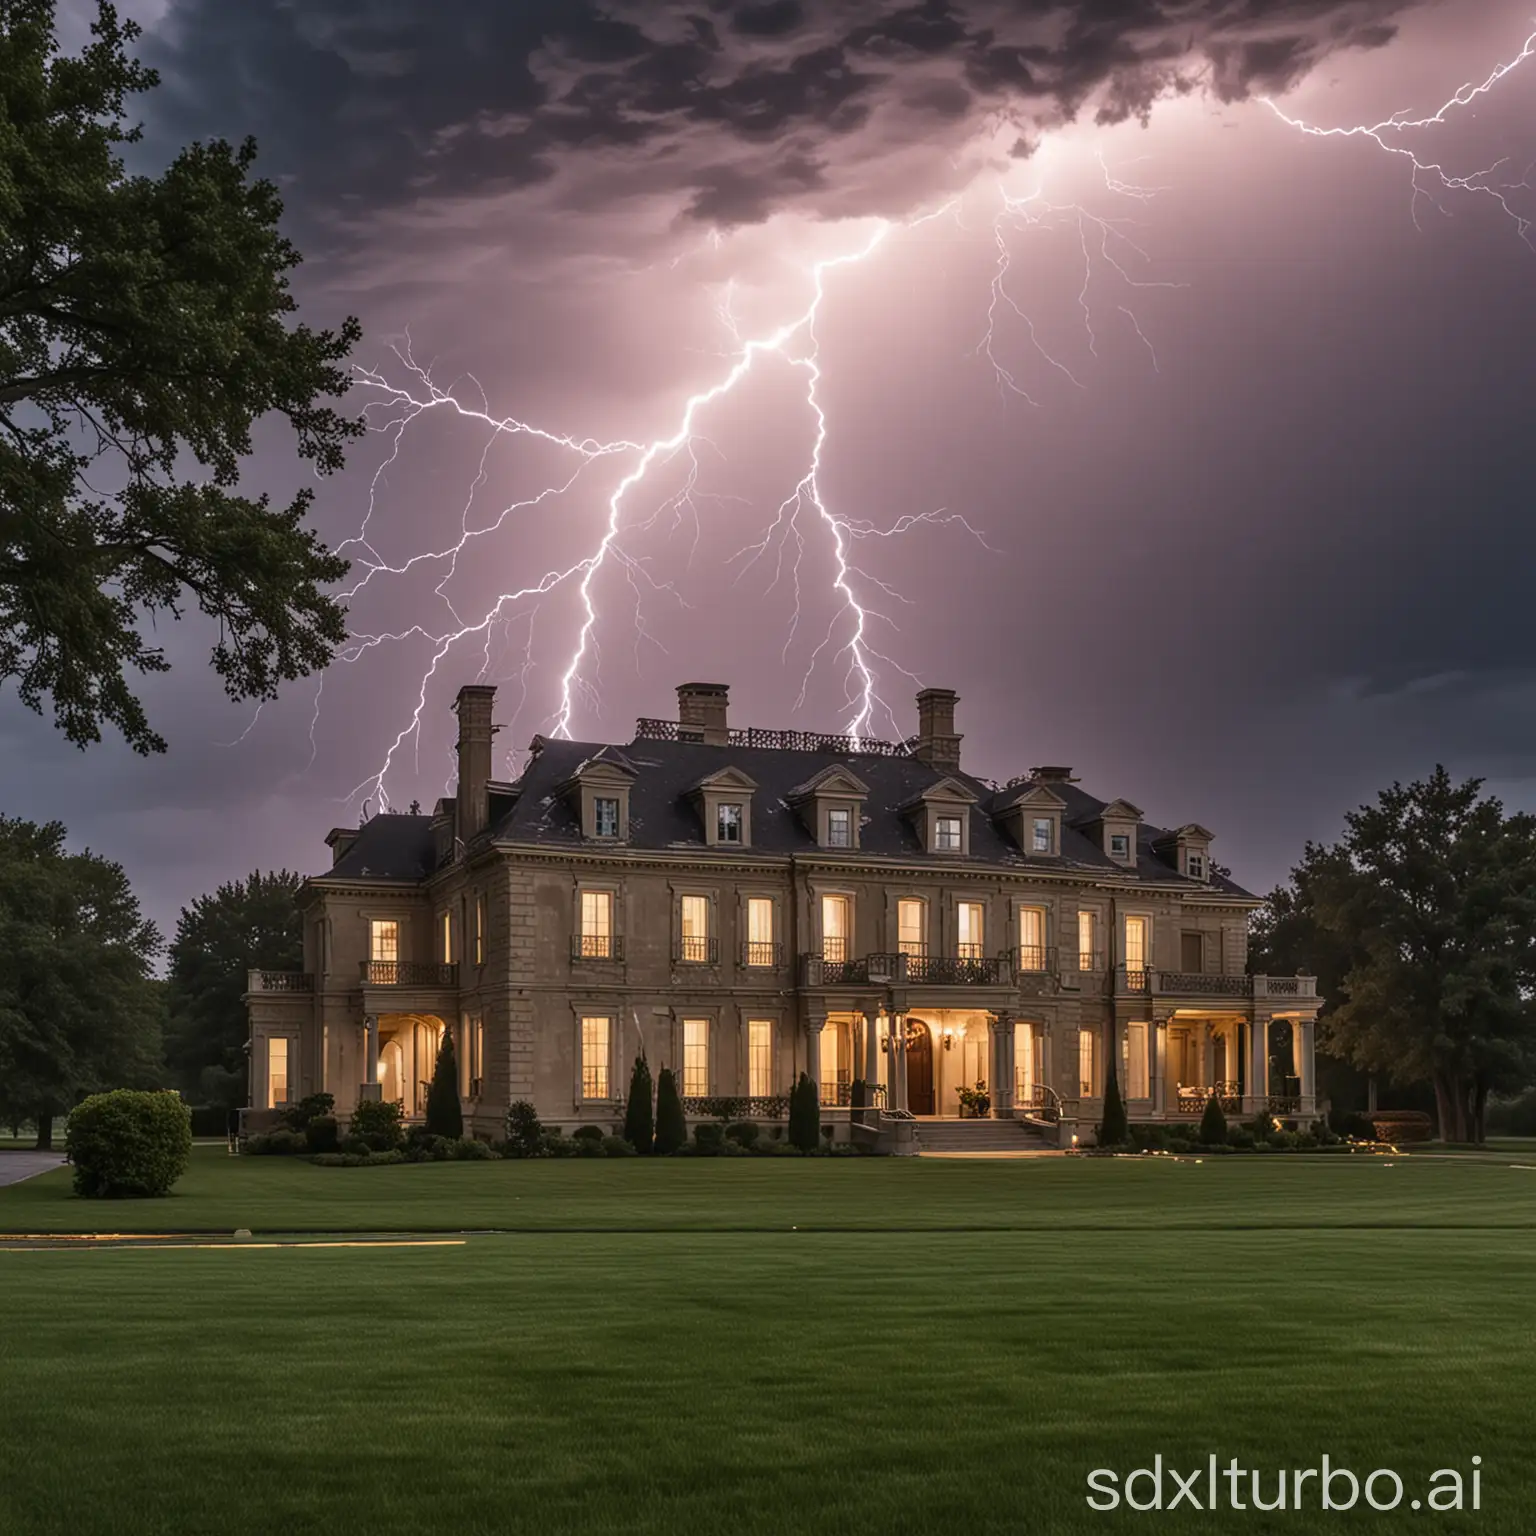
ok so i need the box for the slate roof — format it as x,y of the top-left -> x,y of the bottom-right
327,813 -> 436,882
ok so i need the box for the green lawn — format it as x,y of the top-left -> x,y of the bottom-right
2,1152 -> 1532,1534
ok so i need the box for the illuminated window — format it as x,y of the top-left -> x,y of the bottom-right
819,1027 -> 841,1105
683,1019 -> 710,1097
716,803 -> 743,843
474,896 -> 485,966
1078,1028 -> 1097,1097
369,920 -> 400,963
1110,832 -> 1130,858
897,898 -> 926,957
1018,907 -> 1046,971
1124,915 -> 1148,973
464,1013 -> 485,1096
826,807 -> 852,847
1125,1022 -> 1149,1099
1014,1020 -> 1036,1105
679,894 -> 711,963
267,1037 -> 290,1107
748,1019 -> 773,1097
439,910 -> 452,963
1031,818 -> 1053,854
745,897 -> 775,966
957,901 -> 985,959
593,797 -> 620,838
580,1017 -> 611,1099
1078,910 -> 1097,972
579,890 -> 614,959
821,894 -> 851,963
935,815 -> 962,851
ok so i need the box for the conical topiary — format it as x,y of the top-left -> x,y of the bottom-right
788,1072 -> 820,1152
1198,1093 -> 1227,1147
1098,1067 -> 1129,1147
654,1067 -> 686,1154
623,1054 -> 654,1153
424,1030 -> 463,1139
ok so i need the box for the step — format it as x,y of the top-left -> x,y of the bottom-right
915,1120 -> 1051,1153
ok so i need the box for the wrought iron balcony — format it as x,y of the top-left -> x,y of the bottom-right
682,1094 -> 790,1119
1155,971 -> 1252,998
571,934 -> 624,962
359,961 -> 458,987
674,935 -> 719,965
1015,943 -> 1054,974
247,970 -> 314,993
799,952 -> 1013,986
740,940 -> 783,969
1175,1081 -> 1242,1114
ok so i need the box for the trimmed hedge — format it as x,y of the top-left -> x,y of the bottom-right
67,1090 -> 192,1199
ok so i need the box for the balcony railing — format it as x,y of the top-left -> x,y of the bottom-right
1155,972 -> 1252,998
571,934 -> 624,962
740,940 -> 784,969
1175,1082 -> 1242,1113
799,952 -> 1013,986
634,718 -> 914,757
682,1094 -> 790,1119
247,970 -> 314,993
359,961 -> 458,987
674,935 -> 719,965
1015,944 -> 1053,974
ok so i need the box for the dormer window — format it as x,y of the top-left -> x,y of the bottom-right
826,807 -> 852,847
1188,852 -> 1206,880
716,803 -> 743,844
690,766 -> 758,848
1110,833 -> 1129,858
564,754 -> 637,842
1032,818 -> 1054,854
935,816 -> 963,852
594,797 -> 620,838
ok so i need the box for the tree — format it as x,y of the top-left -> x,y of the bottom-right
165,870 -> 301,1105
653,1067 -> 685,1154
0,2 -> 361,754
788,1071 -> 820,1153
1269,768 -> 1536,1144
623,1054 -> 653,1153
0,815 -> 164,1146
424,1030 -> 462,1140
1097,1065 -> 1128,1148
1198,1093 -> 1227,1147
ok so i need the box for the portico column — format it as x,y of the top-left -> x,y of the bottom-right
1250,1016 -> 1269,1111
990,1013 -> 1014,1117
891,1013 -> 909,1113
804,1016 -> 825,1104
359,1014 -> 382,1103
1296,1019 -> 1316,1113
1150,1021 -> 1166,1115
1199,1023 -> 1214,1090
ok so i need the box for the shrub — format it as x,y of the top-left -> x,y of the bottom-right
339,1134 -> 371,1156
1331,1109 -> 1378,1141
1097,1073 -> 1128,1147
67,1091 -> 192,1199
1248,1107 -> 1275,1145
452,1137 -> 498,1160
1198,1095 -> 1228,1147
404,1128 -> 454,1161
624,1054 -> 655,1154
654,1067 -> 686,1154
788,1073 -> 820,1153
571,1124 -> 607,1145
693,1122 -> 724,1156
1227,1126 -> 1255,1150
278,1092 -> 335,1134
539,1131 -> 579,1158
1371,1111 -> 1434,1143
768,1140 -> 803,1156
424,1031 -> 463,1140
304,1114 -> 340,1154
247,1127 -> 308,1156
724,1121 -> 759,1150
850,1079 -> 868,1110
505,1101 -> 545,1158
576,1135 -> 605,1157
603,1135 -> 636,1157
309,1151 -> 371,1168
349,1097 -> 404,1152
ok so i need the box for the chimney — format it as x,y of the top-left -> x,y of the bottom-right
1032,765 -> 1077,784
912,687 -> 962,773
324,827 -> 359,867
454,684 -> 497,843
676,682 -> 729,747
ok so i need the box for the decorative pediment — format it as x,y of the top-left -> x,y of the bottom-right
900,776 -> 977,855
688,765 -> 760,796
559,753 -> 638,841
898,775 -> 980,813
686,764 -> 758,848
992,781 -> 1066,813
786,764 -> 870,802
1153,823 -> 1215,881
1100,798 -> 1144,821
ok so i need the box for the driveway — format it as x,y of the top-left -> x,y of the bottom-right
0,1152 -> 66,1187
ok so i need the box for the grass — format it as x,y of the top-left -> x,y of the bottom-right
2,1152 -> 1533,1534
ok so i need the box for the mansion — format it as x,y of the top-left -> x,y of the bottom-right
245,682 -> 1322,1150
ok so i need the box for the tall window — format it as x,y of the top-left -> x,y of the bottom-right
897,898 -> 926,957
1078,1028 -> 1097,1097
579,890 -> 614,959
1014,1021 -> 1036,1105
440,910 -> 452,964
682,1019 -> 710,1097
369,919 -> 400,962
1124,915 -> 1148,974
1187,852 -> 1206,880
474,896 -> 485,966
465,1013 -> 484,1096
716,803 -> 743,843
819,1028 -> 841,1105
679,894 -> 711,963
745,897 -> 775,967
593,797 -> 620,838
267,1037 -> 289,1107
821,894 -> 851,963
1125,1022 -> 1149,1099
1018,906 -> 1046,971
826,807 -> 852,847
935,815 -> 962,851
748,1019 -> 774,1097
580,1016 -> 611,1099
957,901 -> 985,959
1031,817 -> 1053,854
1181,931 -> 1205,974
1078,910 -> 1097,972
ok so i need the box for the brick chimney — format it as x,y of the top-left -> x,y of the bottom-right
912,687 -> 962,773
454,684 -> 497,843
676,682 -> 729,746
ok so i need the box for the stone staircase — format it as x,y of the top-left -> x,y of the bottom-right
914,1118 -> 1054,1154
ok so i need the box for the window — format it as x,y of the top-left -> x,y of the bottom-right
1014,1020 -> 1037,1105
748,1020 -> 774,1097
267,1037 -> 290,1108
1125,1022 -> 1149,1099
1078,910 -> 1098,972
1078,1028 -> 1097,1097
679,894 -> 712,963
716,802 -> 743,844
593,796 -> 620,838
440,910 -> 452,964
1110,832 -> 1130,858
745,896 -> 776,966
465,1013 -> 484,1096
897,898 -> 926,957
578,889 -> 614,959
935,815 -> 962,851
957,901 -> 985,959
369,919 -> 400,963
580,1017 -> 611,1099
1018,907 -> 1046,971
474,896 -> 485,966
1124,915 -> 1148,973
1031,817 -> 1053,854
1188,852 -> 1206,880
819,1028 -> 842,1105
826,807 -> 852,847
821,895 -> 851,963
1181,931 -> 1205,974
683,1019 -> 710,1097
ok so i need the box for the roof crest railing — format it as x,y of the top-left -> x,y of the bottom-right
633,718 -> 919,757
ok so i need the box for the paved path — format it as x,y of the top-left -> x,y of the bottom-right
0,1152 -> 66,1187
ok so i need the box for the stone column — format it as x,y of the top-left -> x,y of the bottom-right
891,1014 -> 908,1113
990,1013 -> 1014,1117
1249,1016 -> 1269,1111
863,1009 -> 880,1090
1199,1023 -> 1214,1090
1296,1018 -> 1316,1113
359,1014 -> 382,1103
1150,1021 -> 1166,1115
805,1016 -> 825,1104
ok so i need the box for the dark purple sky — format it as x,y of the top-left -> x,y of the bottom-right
11,0 -> 1536,937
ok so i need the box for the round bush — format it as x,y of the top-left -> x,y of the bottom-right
724,1121 -> 759,1149
603,1135 -> 636,1157
349,1097 -> 404,1151
304,1114 -> 339,1154
67,1090 -> 192,1199
572,1124 -> 607,1144
452,1137 -> 498,1160
693,1122 -> 724,1156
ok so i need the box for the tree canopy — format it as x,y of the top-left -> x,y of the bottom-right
0,813 -> 164,1145
0,1 -> 360,753
166,869 -> 302,1106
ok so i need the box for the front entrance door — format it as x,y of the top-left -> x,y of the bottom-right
907,1020 -> 935,1115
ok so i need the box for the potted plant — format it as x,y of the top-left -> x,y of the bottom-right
956,1081 -> 991,1119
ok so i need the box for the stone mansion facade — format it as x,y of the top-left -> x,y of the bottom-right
245,682 -> 1322,1148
